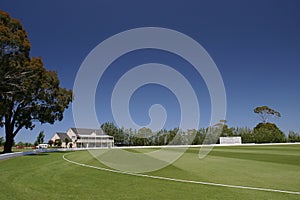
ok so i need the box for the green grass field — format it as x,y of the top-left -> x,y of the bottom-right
0,145 -> 300,199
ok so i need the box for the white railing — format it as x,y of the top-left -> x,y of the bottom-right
77,139 -> 114,143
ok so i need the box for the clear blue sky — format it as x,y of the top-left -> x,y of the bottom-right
1,0 -> 300,143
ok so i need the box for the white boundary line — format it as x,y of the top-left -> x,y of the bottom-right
63,153 -> 300,196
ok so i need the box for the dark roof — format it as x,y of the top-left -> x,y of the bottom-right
56,132 -> 71,141
70,128 -> 106,136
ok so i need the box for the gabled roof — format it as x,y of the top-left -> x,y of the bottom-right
56,132 -> 71,141
70,128 -> 106,136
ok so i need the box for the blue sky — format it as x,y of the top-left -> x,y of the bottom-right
1,0 -> 300,142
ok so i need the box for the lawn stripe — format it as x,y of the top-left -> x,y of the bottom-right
63,153 -> 300,196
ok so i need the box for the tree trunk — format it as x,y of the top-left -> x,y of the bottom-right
3,128 -> 14,153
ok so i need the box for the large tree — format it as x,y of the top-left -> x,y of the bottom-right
0,10 -> 72,153
253,106 -> 284,143
254,106 -> 281,123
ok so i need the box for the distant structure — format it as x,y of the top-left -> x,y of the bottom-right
37,144 -> 49,149
219,136 -> 242,145
51,128 -> 114,148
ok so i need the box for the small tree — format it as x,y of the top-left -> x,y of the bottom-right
24,142 -> 32,147
254,106 -> 281,123
48,140 -> 54,147
288,131 -> 300,143
34,131 -> 45,146
16,141 -> 24,146
218,120 -> 233,137
236,127 -> 254,143
64,137 -> 70,148
54,139 -> 62,147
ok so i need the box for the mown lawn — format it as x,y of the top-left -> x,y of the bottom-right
0,145 -> 300,199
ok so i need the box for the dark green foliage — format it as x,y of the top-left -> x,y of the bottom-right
34,131 -> 45,146
254,106 -> 281,123
0,136 -> 3,146
24,142 -> 33,147
101,121 -> 294,146
287,131 -> 300,143
252,106 -> 284,143
15,141 -> 32,147
253,123 -> 285,143
54,139 -> 62,147
48,140 -> 54,146
16,141 -> 24,146
64,137 -> 70,147
191,128 -> 204,145
100,106 -> 287,146
220,124 -> 234,137
101,122 -> 125,145
235,127 -> 254,143
0,10 -> 72,153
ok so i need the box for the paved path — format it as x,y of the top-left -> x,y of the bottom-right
0,151 -> 37,160
0,149 -> 60,160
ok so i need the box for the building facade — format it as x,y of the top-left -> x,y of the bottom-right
51,128 -> 114,148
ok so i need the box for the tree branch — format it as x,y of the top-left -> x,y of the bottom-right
13,125 -> 23,137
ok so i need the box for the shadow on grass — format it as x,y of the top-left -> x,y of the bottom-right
24,151 -> 73,156
24,153 -> 49,156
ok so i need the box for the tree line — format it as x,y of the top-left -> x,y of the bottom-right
101,122 -> 300,146
101,106 -> 300,146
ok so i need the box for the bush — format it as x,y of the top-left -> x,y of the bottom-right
288,131 -> 300,142
253,123 -> 285,143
